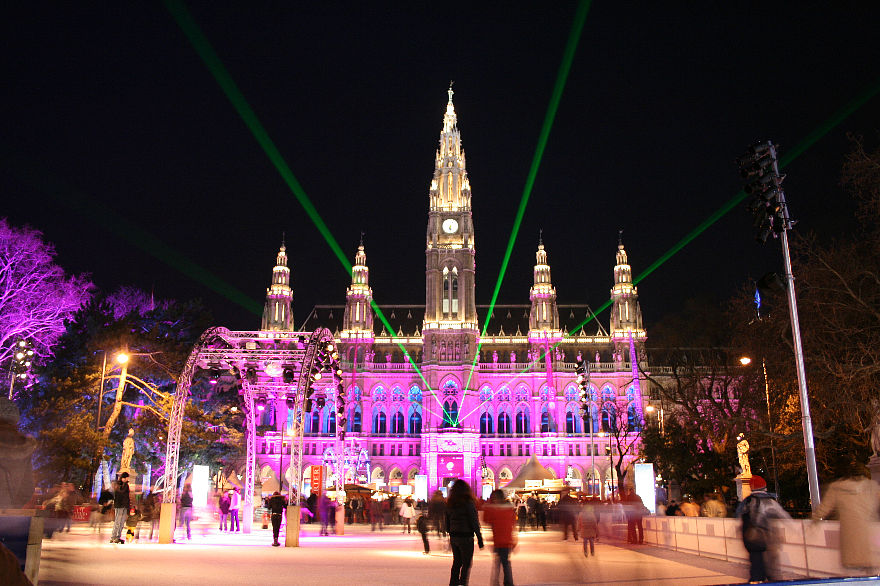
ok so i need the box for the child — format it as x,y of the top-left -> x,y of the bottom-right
416,513 -> 430,554
125,506 -> 141,543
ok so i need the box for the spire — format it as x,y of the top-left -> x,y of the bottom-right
529,238 -> 560,334
343,241 -> 374,335
610,234 -> 645,346
261,241 -> 293,331
429,87 -> 472,212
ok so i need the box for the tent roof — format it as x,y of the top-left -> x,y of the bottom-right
502,454 -> 556,490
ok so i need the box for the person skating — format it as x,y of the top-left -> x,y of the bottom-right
417,513 -> 431,554
736,475 -> 789,583
577,500 -> 599,557
179,485 -> 194,540
110,473 -> 130,544
444,480 -> 484,586
124,506 -> 140,542
482,489 -> 516,586
267,491 -> 287,546
399,497 -> 415,533
229,487 -> 241,532
218,490 -> 231,531
813,460 -> 880,574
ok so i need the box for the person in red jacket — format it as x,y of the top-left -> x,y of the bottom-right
482,489 -> 516,586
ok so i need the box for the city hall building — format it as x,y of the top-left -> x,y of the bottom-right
252,88 -> 648,499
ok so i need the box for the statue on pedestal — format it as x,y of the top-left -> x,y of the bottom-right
737,438 -> 752,477
120,428 -> 135,476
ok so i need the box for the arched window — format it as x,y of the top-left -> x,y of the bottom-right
327,406 -> 336,435
480,410 -> 494,435
565,411 -> 577,434
310,410 -> 320,434
391,411 -> 405,434
601,402 -> 617,433
408,385 -> 423,404
540,405 -> 555,433
515,406 -> 530,434
497,411 -> 512,435
349,405 -> 362,432
408,406 -> 422,435
627,403 -> 641,432
441,400 -> 459,428
479,386 -> 493,402
373,409 -> 386,434
585,404 -> 600,433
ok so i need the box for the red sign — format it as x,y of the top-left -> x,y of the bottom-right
438,454 -> 464,479
310,466 -> 324,498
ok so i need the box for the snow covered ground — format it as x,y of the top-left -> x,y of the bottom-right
37,519 -> 752,585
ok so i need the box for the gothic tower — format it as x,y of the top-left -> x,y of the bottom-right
528,236 -> 560,332
424,86 -> 478,366
261,242 -> 292,331
342,241 -> 373,334
609,236 -> 645,357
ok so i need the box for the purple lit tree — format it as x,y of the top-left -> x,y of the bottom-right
0,218 -> 93,372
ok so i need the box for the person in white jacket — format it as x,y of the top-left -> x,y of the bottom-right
229,488 -> 241,532
399,498 -> 415,534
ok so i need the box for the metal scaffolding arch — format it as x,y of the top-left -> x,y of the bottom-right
157,326 -> 334,543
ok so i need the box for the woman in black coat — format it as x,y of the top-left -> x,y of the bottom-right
444,480 -> 484,586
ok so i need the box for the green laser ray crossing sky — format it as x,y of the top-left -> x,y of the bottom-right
165,0 -> 879,428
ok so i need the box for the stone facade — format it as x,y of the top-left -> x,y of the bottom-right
254,89 -> 648,498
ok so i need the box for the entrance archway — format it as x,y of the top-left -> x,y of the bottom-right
157,326 -> 339,544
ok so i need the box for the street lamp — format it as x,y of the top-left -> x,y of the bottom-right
740,355 -> 780,498
96,351 -> 130,431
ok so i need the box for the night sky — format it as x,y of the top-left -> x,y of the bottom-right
3,3 -> 879,333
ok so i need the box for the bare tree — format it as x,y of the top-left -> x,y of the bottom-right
0,218 -> 93,368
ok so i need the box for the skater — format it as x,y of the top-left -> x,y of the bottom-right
179,485 -> 194,541
399,497 -> 415,533
445,480 -> 484,586
482,489 -> 516,586
417,513 -> 431,554
218,491 -> 231,531
578,500 -> 598,557
110,473 -> 130,544
229,488 -> 241,532
267,491 -> 287,546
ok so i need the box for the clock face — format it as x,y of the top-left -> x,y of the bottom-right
442,218 -> 459,234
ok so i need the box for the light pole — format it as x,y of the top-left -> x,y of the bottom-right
740,356 -> 780,498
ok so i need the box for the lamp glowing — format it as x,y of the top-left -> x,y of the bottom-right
739,356 -> 752,366
116,353 -> 129,365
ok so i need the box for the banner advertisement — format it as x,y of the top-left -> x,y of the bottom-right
310,465 -> 324,498
438,454 -> 464,479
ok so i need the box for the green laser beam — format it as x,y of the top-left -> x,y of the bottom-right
2,148 -> 262,315
633,74 -> 880,288
166,1 -> 454,419
458,72 -> 880,419
165,0 -> 349,274
460,0 -> 592,409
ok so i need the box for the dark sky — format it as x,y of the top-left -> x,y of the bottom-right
3,3 -> 879,333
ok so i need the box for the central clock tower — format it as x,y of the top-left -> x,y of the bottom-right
424,86 -> 478,364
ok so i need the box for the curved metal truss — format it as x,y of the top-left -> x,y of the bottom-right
161,327 -> 334,510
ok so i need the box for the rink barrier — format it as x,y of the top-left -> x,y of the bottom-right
630,513 -> 880,579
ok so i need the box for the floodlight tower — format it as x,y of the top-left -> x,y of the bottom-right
737,140 -> 820,510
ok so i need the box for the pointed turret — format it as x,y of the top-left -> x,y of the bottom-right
342,240 -> 374,335
610,234 -> 645,353
261,241 -> 292,331
428,85 -> 472,213
528,234 -> 560,332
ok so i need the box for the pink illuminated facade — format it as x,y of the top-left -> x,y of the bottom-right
254,89 -> 648,497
